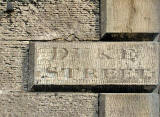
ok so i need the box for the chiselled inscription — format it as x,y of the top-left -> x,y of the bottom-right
38,68 -> 154,80
29,42 -> 159,90
37,47 -> 139,61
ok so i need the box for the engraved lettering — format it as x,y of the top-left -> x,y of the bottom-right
62,68 -> 73,79
52,48 -> 68,60
44,67 -> 153,80
72,48 -> 79,58
143,69 -> 153,80
84,68 -> 97,78
52,47 -> 57,60
135,69 -> 144,78
46,67 -> 58,78
30,42 -> 158,89
98,48 -> 113,59
103,69 -> 117,79
121,49 -> 138,62
60,48 -> 68,60
120,69 -> 130,78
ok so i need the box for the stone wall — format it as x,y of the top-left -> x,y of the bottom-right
0,0 -> 100,41
0,41 -> 29,91
0,0 -> 100,91
0,0 -> 159,117
0,92 -> 98,117
0,1 -> 100,116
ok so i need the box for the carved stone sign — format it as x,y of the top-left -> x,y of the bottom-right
28,42 -> 159,91
99,93 -> 159,117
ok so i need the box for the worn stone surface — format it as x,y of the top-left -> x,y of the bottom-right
0,41 -> 29,91
99,93 -> 159,117
0,0 -> 99,41
101,0 -> 160,37
0,92 -> 98,117
29,42 -> 159,91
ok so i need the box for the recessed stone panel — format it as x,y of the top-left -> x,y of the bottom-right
29,42 -> 159,91
99,93 -> 159,117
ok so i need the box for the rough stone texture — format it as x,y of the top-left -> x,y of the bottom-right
99,93 -> 159,117
101,0 -> 160,37
29,42 -> 159,91
0,0 -> 99,41
0,92 -> 98,117
0,41 -> 29,91
0,0 -> 159,116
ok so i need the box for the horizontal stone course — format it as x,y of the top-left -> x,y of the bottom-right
29,42 -> 159,91
99,93 -> 159,117
0,92 -> 98,117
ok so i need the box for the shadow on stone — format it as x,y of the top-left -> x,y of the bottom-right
100,33 -> 159,41
31,85 -> 157,93
22,44 -> 29,91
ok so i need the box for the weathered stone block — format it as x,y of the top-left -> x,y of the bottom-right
29,42 -> 159,91
0,92 -> 98,117
0,1 -> 99,41
0,41 -> 29,91
99,93 -> 159,117
101,0 -> 160,37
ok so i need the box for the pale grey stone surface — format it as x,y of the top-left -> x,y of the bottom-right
101,0 -> 160,37
99,93 -> 159,117
0,92 -> 98,117
29,42 -> 159,90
